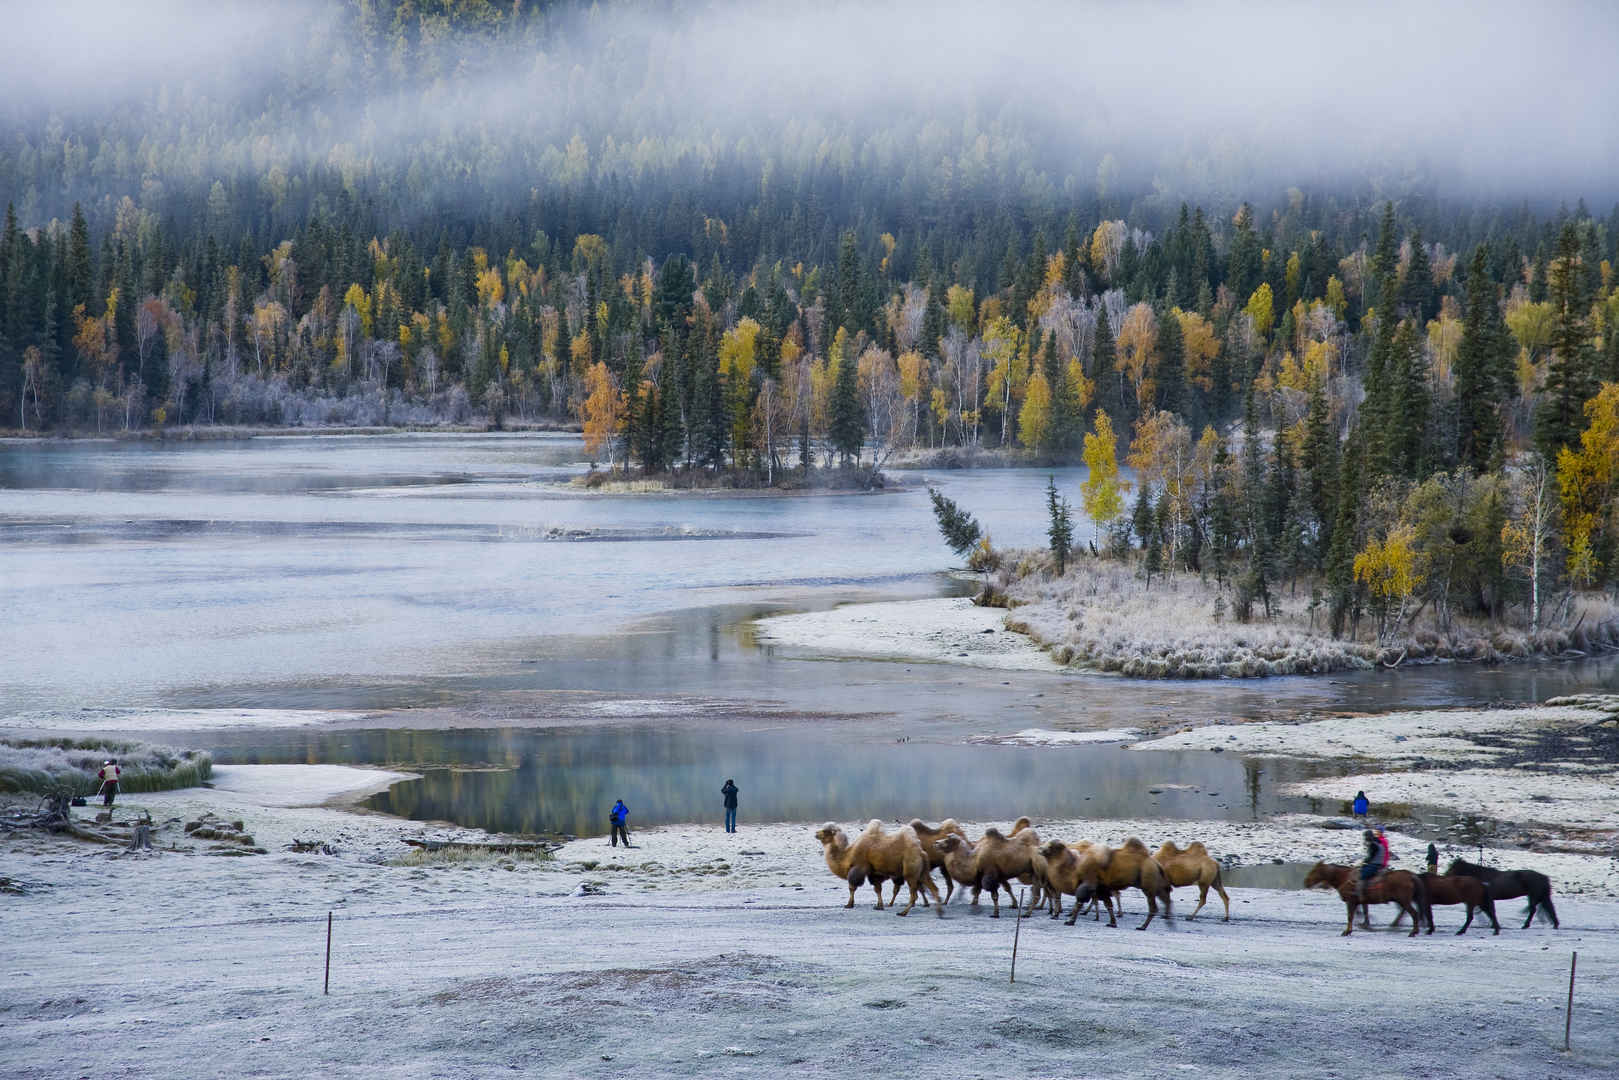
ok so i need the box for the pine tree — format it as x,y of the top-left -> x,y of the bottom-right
828,344 -> 864,466
1371,202 -> 1399,311
1228,204 -> 1261,302
1400,228 -> 1434,322
1155,307 -> 1186,417
1131,482 -> 1154,550
1534,223 -> 1597,459
1045,475 -> 1074,575
928,488 -> 982,559
1326,431 -> 1364,637
1390,320 -> 1430,478
1454,246 -> 1514,472
1300,384 -> 1337,562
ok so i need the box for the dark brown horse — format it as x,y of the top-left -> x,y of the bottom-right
1303,862 -> 1428,937
1406,873 -> 1500,935
1445,859 -> 1559,929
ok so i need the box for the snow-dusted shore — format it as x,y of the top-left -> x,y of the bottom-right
0,708 -> 372,734
4,779 -> 1617,1080
753,596 -> 1061,671
1134,698 -> 1619,845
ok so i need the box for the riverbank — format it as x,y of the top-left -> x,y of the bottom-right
3,775 -> 1615,1079
754,596 -> 1062,671
1134,696 -> 1619,852
0,421 -> 582,442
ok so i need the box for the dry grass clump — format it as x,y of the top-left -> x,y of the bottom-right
999,559 -> 1619,679
393,846 -> 554,868
0,737 -> 212,795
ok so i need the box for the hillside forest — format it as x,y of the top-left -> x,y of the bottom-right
3,1 -> 1619,645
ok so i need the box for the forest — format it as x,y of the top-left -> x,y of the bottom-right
3,1 -> 1619,639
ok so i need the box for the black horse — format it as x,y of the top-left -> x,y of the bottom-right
1446,858 -> 1559,929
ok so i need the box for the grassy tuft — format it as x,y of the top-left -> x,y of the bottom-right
0,737 -> 212,795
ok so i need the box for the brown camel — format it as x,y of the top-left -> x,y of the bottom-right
1153,841 -> 1231,921
908,818 -> 968,904
1033,840 -> 1108,921
814,820 -> 943,918
932,832 -> 1020,912
971,825 -> 1042,918
1071,838 -> 1175,930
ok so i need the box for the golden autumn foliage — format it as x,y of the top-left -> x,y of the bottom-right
1080,409 -> 1126,532
1115,302 -> 1158,413
1018,370 -> 1051,451
579,361 -> 626,467
1244,283 -> 1275,339
1556,383 -> 1619,587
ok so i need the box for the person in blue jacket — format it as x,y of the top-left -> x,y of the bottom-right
609,799 -> 630,847
1352,790 -> 1369,820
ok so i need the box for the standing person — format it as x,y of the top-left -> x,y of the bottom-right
96,759 -> 121,808
721,779 -> 739,833
1375,826 -> 1391,870
1352,790 -> 1369,820
1426,842 -> 1439,875
609,799 -> 630,848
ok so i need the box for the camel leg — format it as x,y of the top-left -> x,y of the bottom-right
1187,884 -> 1207,922
940,873 -> 954,906
924,871 -> 944,919
895,881 -> 918,917
1136,893 -> 1157,931
987,877 -> 1001,919
1216,877 -> 1231,921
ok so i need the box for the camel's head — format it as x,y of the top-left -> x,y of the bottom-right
814,824 -> 845,849
1010,816 -> 1033,834
934,833 -> 965,854
940,818 -> 966,837
1038,839 -> 1069,859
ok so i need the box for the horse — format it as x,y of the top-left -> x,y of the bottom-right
1445,858 -> 1559,929
1303,861 -> 1428,937
1398,873 -> 1500,935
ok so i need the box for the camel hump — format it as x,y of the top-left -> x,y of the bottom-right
982,826 -> 1006,841
1155,841 -> 1182,857
908,818 -> 928,833
1120,837 -> 1150,855
940,818 -> 962,834
1011,816 -> 1033,833
1183,841 -> 1208,856
860,818 -> 885,836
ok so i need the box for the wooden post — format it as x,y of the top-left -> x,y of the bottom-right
324,912 -> 333,995
1564,951 -> 1577,1051
1009,888 -> 1026,984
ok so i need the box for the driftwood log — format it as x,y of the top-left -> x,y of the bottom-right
403,838 -> 555,854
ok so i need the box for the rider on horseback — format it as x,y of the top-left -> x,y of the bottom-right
1357,828 -> 1383,898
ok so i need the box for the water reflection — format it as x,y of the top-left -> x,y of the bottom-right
206,725 -> 1326,837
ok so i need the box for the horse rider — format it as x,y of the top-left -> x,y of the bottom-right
1357,828 -> 1382,898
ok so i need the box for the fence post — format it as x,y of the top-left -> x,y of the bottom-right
1009,888 -> 1026,983
1564,951 -> 1577,1051
324,912 -> 333,995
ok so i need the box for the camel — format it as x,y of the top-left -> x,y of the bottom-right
1071,838 -> 1175,930
1032,840 -> 1106,920
970,824 -> 1042,918
932,832 -> 1020,912
814,820 -> 943,918
1153,841 -> 1230,921
908,818 -> 968,904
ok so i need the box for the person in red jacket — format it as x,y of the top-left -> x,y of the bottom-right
96,759 -> 121,808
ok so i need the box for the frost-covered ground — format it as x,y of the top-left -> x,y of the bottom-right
4,768 -> 1618,1079
754,597 -> 1061,671
1135,697 -> 1619,846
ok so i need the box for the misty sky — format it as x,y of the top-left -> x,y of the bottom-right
9,0 -> 1619,200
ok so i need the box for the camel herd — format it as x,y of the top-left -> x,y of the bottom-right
813,817 -> 1229,930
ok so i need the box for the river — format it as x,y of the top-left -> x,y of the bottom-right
3,433 -> 1615,836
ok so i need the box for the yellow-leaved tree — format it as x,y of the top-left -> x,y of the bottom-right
1115,302 -> 1158,415
1080,409 -> 1126,545
579,361 -> 626,470
1555,383 -> 1619,588
1019,370 -> 1052,454
1354,524 -> 1424,643
1244,283 -> 1275,341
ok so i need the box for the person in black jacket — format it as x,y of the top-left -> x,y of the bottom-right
721,779 -> 739,833
1426,842 -> 1439,875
